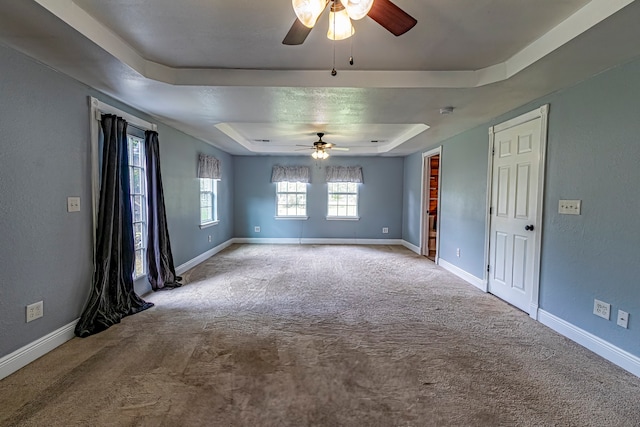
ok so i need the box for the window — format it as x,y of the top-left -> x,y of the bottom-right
327,182 -> 359,218
128,134 -> 146,278
276,181 -> 307,217
200,178 -> 218,225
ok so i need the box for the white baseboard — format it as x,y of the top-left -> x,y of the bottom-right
401,240 -> 421,254
175,238 -> 234,275
438,258 -> 487,292
0,319 -> 78,381
538,309 -> 640,378
233,237 -> 404,246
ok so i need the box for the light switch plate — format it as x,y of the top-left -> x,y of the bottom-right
559,199 -> 581,215
67,197 -> 81,212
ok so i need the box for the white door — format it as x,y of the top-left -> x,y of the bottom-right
488,116 -> 543,313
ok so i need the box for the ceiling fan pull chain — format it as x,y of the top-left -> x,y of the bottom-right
331,1 -> 337,76
349,33 -> 354,65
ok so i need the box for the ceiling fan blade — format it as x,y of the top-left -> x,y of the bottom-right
367,0 -> 417,36
283,19 -> 313,45
331,147 -> 350,151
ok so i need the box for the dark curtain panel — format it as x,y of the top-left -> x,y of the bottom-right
75,115 -> 154,338
145,130 -> 181,290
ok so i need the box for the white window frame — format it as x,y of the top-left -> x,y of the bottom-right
128,134 -> 147,279
275,181 -> 309,220
326,182 -> 360,220
90,97 -> 157,280
199,178 -> 219,228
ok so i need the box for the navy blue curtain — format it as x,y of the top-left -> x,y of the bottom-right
145,130 -> 181,290
75,115 -> 153,337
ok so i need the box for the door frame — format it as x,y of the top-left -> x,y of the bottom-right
484,104 -> 549,320
420,146 -> 442,261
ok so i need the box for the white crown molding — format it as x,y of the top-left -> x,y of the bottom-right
215,123 -> 430,155
34,0 -> 635,88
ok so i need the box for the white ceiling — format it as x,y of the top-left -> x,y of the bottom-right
1,0 -> 640,156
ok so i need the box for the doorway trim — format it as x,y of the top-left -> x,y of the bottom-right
484,104 -> 549,320
420,146 -> 442,262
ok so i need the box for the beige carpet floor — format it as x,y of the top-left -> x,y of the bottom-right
1,244 -> 639,426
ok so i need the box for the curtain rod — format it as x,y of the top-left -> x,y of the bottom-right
90,97 -> 157,131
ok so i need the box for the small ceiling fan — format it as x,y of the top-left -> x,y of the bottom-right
297,132 -> 349,159
283,0 -> 417,45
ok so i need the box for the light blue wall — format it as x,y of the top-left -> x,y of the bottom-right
437,128 -> 490,278
402,152 -> 422,248
0,43 -> 233,358
151,125 -> 234,270
402,55 -> 640,356
234,156 -> 403,239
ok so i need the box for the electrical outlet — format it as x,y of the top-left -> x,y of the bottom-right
67,197 -> 81,212
26,301 -> 43,322
617,310 -> 629,329
593,299 -> 610,320
254,226 -> 260,233
208,235 -> 212,243
382,227 -> 389,234
456,248 -> 460,257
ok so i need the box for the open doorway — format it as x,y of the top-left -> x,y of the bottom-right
421,148 -> 441,261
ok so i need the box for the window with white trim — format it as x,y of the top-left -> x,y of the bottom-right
327,182 -> 359,218
200,178 -> 218,224
276,181 -> 307,217
128,134 -> 147,279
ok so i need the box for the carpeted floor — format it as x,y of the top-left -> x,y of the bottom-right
1,244 -> 639,426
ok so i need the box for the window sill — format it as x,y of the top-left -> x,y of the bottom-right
200,220 -> 219,229
326,216 -> 360,221
275,216 -> 309,220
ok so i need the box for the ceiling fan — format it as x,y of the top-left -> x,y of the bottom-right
283,0 -> 417,45
297,132 -> 349,159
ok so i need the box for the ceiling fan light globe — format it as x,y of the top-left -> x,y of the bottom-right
312,151 -> 319,159
343,0 -> 374,20
322,151 -> 329,159
327,8 -> 355,40
292,0 -> 326,28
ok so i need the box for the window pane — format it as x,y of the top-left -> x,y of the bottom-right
201,207 -> 212,222
201,192 -> 212,207
134,222 -> 144,250
287,194 -> 297,206
347,182 -> 357,192
277,182 -> 286,192
338,183 -> 348,192
297,194 -> 306,205
347,195 -> 357,206
135,249 -> 145,277
132,195 -> 144,223
130,138 -> 142,167
347,206 -> 357,217
296,182 -> 306,192
328,206 -> 337,216
200,178 -> 212,192
338,206 -> 347,217
130,167 -> 142,194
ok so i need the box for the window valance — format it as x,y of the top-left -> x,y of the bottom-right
198,154 -> 221,179
325,166 -> 363,183
271,165 -> 310,183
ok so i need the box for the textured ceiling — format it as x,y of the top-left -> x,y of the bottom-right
1,0 -> 640,156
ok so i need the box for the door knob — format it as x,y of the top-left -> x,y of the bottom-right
525,224 -> 535,231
